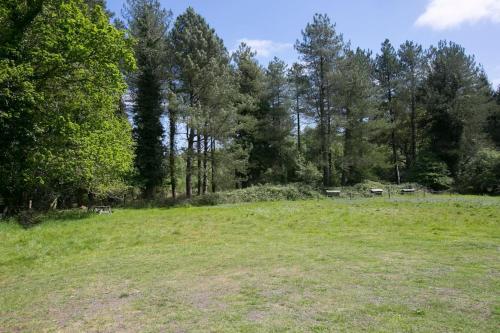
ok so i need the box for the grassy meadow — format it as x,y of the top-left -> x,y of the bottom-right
1,196 -> 499,332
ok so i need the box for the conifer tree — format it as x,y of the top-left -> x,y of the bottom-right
232,43 -> 265,187
375,39 -> 402,184
424,41 -> 493,176
170,7 -> 229,197
333,48 -> 376,184
398,41 -> 427,167
295,14 -> 343,187
288,63 -> 309,153
124,0 -> 171,198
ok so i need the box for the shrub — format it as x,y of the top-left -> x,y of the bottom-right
17,210 -> 42,228
188,184 -> 322,206
457,149 -> 500,194
296,160 -> 322,186
409,154 -> 453,190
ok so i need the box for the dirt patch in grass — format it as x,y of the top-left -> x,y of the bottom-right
45,281 -> 144,333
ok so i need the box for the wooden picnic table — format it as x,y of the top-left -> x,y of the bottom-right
89,206 -> 112,214
325,190 -> 341,197
370,189 -> 384,196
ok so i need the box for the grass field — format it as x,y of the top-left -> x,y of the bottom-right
1,196 -> 499,332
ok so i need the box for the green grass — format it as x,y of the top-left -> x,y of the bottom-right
1,196 -> 499,332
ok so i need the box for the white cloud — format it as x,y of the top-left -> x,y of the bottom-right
416,0 -> 500,30
235,39 -> 293,57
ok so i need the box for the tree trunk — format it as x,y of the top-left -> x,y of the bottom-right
388,88 -> 400,184
327,98 -> 332,187
169,109 -> 177,199
211,137 -> 216,193
203,132 -> 208,194
392,130 -> 401,184
186,125 -> 195,198
410,89 -> 417,167
296,94 -> 301,152
319,58 -> 328,187
196,132 -> 201,196
342,108 -> 351,186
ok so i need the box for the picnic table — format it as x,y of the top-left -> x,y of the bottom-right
89,206 -> 112,214
400,188 -> 416,194
325,190 -> 341,197
370,188 -> 384,196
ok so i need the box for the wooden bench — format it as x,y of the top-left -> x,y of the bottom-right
325,190 -> 341,197
89,206 -> 112,214
370,189 -> 384,196
400,188 -> 416,195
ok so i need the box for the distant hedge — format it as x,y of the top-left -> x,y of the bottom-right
187,184 -> 322,206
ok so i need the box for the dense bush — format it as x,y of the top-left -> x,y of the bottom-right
17,210 -> 42,228
296,159 -> 322,186
409,154 -> 453,190
457,149 -> 500,194
188,184 -> 322,206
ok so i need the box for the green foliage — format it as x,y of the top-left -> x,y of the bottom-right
375,39 -> 402,183
457,149 -> 500,194
0,0 -> 135,207
295,158 -> 322,186
189,184 -> 321,206
398,40 -> 427,167
410,153 -> 453,190
424,41 -> 492,177
246,57 -> 297,184
295,13 -> 344,187
335,48 -> 381,185
485,86 -> 500,148
125,0 -> 171,197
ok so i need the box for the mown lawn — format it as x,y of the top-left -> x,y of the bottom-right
1,196 -> 499,332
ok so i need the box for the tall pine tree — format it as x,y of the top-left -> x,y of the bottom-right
124,0 -> 171,198
295,14 -> 343,187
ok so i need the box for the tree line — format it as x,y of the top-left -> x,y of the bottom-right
1,0 -> 499,210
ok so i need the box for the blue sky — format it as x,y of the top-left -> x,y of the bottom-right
107,0 -> 500,88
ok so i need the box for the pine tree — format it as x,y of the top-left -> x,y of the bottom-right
424,41 -> 492,176
334,48 -> 379,184
375,39 -> 402,184
288,63 -> 309,153
170,7 -> 229,197
295,14 -> 343,187
486,86 -> 500,147
398,41 -> 427,167
232,43 -> 265,187
259,57 -> 294,183
124,0 -> 171,198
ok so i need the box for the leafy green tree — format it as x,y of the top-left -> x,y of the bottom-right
0,0 -> 135,208
295,14 -> 344,187
124,0 -> 171,198
410,153 -> 453,190
457,149 -> 500,194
